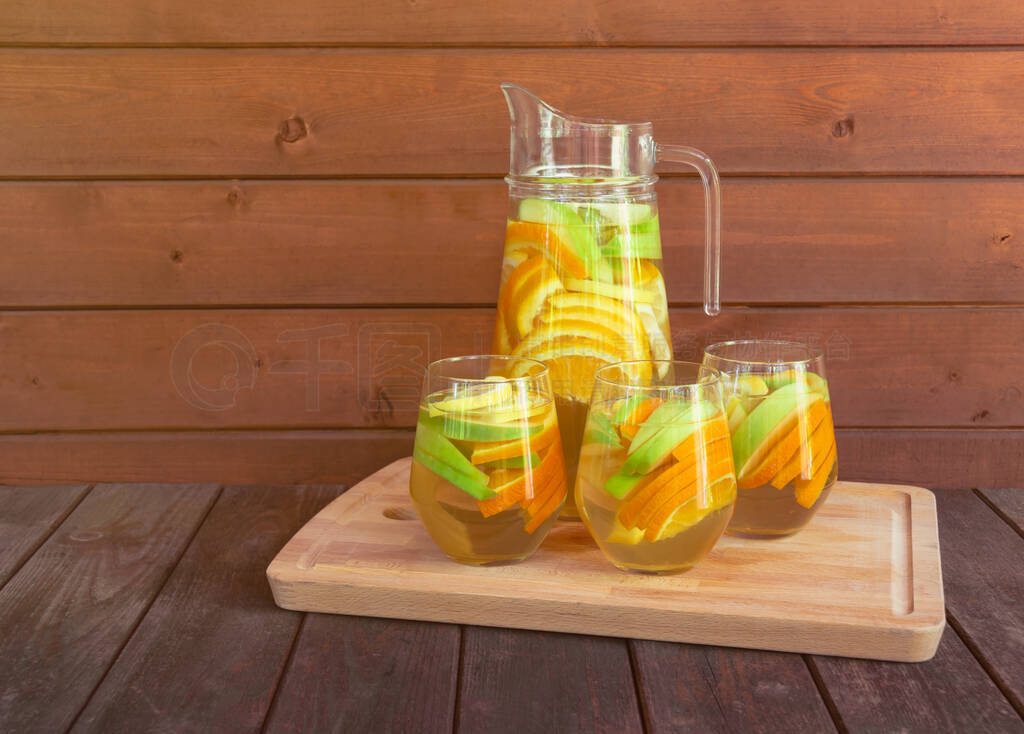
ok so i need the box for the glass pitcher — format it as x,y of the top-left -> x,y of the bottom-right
494,83 -> 722,518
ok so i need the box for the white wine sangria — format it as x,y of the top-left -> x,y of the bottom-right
493,84 -> 725,520
574,361 -> 736,574
409,356 -> 568,565
494,193 -> 672,518
703,341 -> 838,538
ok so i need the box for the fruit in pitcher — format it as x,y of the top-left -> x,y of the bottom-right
493,196 -> 673,517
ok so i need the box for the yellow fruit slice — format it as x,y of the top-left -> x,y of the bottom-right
505,221 -> 588,279
564,278 -> 656,304
771,406 -> 835,489
794,441 -> 836,509
606,517 -> 646,545
738,399 -> 829,490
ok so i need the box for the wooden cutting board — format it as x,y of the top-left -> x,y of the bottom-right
267,457 -> 945,662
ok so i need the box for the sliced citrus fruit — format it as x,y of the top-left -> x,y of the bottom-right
629,449 -> 733,531
793,441 -> 836,508
771,406 -> 834,489
564,278 -> 655,304
737,399 -> 829,489
505,220 -> 589,279
497,254 -> 564,341
645,473 -> 736,542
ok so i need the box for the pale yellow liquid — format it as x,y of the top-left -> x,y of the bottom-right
575,440 -> 735,574
579,498 -> 733,574
728,463 -> 837,538
409,459 -> 562,566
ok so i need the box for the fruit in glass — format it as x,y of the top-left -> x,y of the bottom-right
410,355 -> 568,565
702,341 -> 838,538
574,361 -> 737,574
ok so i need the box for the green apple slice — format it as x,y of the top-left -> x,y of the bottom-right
731,382 -> 824,477
518,199 -> 600,274
414,423 -> 488,484
413,447 -> 495,500
622,401 -> 719,476
581,202 -> 653,226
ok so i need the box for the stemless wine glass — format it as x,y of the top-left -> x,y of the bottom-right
575,360 -> 737,574
702,340 -> 838,538
410,355 -> 568,565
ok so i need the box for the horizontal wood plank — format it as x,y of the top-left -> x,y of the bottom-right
264,615 -> 460,734
0,484 -> 88,587
0,428 -> 1019,490
812,625 -> 1022,733
2,50 -> 1024,176
630,642 -> 835,733
0,483 -> 219,734
1,307 -> 1021,430
935,491 -> 1024,713
457,628 -> 643,734
3,1 -> 1022,46
71,485 -> 342,734
2,179 -> 1022,308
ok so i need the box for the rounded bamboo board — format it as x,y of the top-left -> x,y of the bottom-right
267,457 -> 945,662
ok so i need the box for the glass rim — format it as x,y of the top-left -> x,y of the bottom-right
425,354 -> 549,383
702,340 -> 824,367
593,360 -> 722,391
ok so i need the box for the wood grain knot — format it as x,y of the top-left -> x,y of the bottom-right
972,409 -> 991,422
382,507 -> 416,521
831,118 -> 854,138
170,249 -> 184,263
277,116 -> 308,143
226,186 -> 247,207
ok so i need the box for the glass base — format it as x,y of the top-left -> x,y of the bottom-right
726,527 -> 802,540
446,555 -> 530,567
616,564 -> 696,576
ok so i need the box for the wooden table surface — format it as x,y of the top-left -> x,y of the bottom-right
0,482 -> 1021,734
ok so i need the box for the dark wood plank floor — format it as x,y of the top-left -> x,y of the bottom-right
0,482 -> 1021,734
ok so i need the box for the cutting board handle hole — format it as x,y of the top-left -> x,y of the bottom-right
382,507 -> 417,521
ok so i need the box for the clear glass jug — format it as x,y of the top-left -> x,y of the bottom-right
494,83 -> 722,517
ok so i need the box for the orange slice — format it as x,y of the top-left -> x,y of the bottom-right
670,417 -> 731,463
771,407 -> 835,489
615,436 -> 729,528
794,441 -> 836,508
737,400 -> 829,490
505,221 -> 588,279
497,254 -> 564,341
644,473 -> 736,543
523,476 -> 567,533
629,449 -> 734,531
477,469 -> 528,517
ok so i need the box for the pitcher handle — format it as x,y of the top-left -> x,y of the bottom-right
654,144 -> 721,317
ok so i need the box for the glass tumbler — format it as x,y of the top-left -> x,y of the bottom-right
410,355 -> 568,565
575,361 -> 737,574
703,340 -> 838,538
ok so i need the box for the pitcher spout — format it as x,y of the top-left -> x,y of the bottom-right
500,83 -> 655,181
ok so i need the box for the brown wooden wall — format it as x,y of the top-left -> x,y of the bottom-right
1,3 -> 1022,489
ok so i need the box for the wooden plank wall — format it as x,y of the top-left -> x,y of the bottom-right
1,3 -> 1021,489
